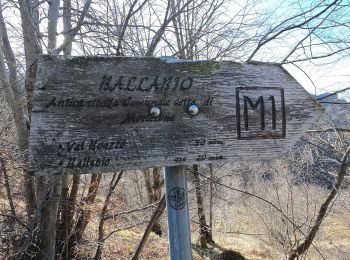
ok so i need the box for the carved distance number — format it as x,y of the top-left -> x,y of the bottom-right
193,138 -> 224,146
174,154 -> 225,163
196,154 -> 207,161
194,139 -> 206,146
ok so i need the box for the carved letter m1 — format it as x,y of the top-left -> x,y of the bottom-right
243,96 -> 265,130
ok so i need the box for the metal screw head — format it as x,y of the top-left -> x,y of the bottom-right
188,104 -> 199,116
149,106 -> 161,118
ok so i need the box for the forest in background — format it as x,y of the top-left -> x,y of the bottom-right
0,0 -> 349,259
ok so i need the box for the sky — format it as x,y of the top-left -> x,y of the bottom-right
285,59 -> 350,97
254,0 -> 350,99
2,0 -> 349,100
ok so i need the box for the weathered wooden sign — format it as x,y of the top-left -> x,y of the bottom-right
28,56 -> 323,175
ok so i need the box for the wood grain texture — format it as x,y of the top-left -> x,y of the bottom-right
28,56 -> 324,175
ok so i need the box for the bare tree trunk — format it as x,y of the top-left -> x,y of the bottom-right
75,174 -> 102,236
0,46 -> 14,114
143,169 -> 153,203
94,171 -> 123,260
145,0 -> 195,56
36,176 -> 63,260
67,175 -> 81,233
192,165 -> 213,248
68,174 -> 101,258
0,3 -> 36,220
47,0 -> 60,53
288,146 -> 350,260
56,2 -> 73,254
171,0 -> 185,59
53,0 -> 92,55
23,2 -> 63,256
56,176 -> 69,258
133,172 -> 144,204
59,174 -> 80,259
0,157 -> 16,220
17,0 -> 42,226
63,0 -> 72,55
151,167 -> 163,236
142,168 -> 163,236
152,168 -> 162,200
132,195 -> 166,260
18,0 -> 42,120
115,0 -> 148,56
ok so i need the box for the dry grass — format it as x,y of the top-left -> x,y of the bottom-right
69,204 -> 349,260
0,164 -> 349,259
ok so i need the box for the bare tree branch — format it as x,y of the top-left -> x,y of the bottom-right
247,0 -> 340,61
54,0 -> 92,54
288,146 -> 350,259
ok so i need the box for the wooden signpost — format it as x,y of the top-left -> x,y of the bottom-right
29,56 -> 323,260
